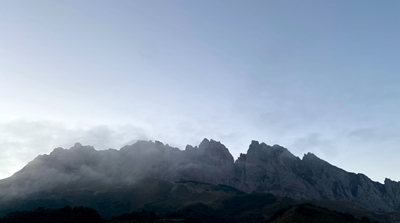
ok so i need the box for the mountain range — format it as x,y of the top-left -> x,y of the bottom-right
0,139 -> 400,222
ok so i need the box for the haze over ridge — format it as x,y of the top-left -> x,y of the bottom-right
1,1 -> 400,183
2,138 -> 400,214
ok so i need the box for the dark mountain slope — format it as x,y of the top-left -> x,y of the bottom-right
1,139 -> 400,214
269,203 -> 377,223
0,178 -> 391,223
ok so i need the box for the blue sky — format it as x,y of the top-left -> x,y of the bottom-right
0,0 -> 399,182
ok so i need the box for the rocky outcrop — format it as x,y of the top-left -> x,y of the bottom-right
233,146 -> 400,212
178,138 -> 235,184
0,139 -> 400,213
233,141 -> 320,200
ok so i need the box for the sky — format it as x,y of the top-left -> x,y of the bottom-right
0,0 -> 399,182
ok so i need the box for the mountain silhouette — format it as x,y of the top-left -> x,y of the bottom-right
0,139 -> 399,221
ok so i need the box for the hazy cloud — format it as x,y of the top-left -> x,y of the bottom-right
291,133 -> 338,159
347,127 -> 400,143
0,119 -> 149,179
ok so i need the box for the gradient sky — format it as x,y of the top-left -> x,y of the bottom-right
1,0 -> 399,182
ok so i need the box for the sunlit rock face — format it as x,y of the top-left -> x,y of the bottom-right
1,138 -> 400,212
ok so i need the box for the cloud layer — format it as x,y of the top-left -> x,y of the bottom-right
0,119 -> 149,179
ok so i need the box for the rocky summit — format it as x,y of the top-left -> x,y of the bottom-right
1,139 -> 400,213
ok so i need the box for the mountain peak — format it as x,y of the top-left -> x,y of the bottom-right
251,140 -> 260,146
73,142 -> 83,148
302,152 -> 323,161
247,140 -> 261,154
69,142 -> 96,153
199,138 -> 210,150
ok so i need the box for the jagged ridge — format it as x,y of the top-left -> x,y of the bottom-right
0,139 -> 400,213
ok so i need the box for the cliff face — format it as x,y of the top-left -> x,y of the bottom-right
1,139 -> 400,212
233,144 -> 400,212
232,141 -> 320,200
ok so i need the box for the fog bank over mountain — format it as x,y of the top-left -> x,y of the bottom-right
1,119 -> 400,184
0,120 -> 150,179
1,139 -> 400,213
